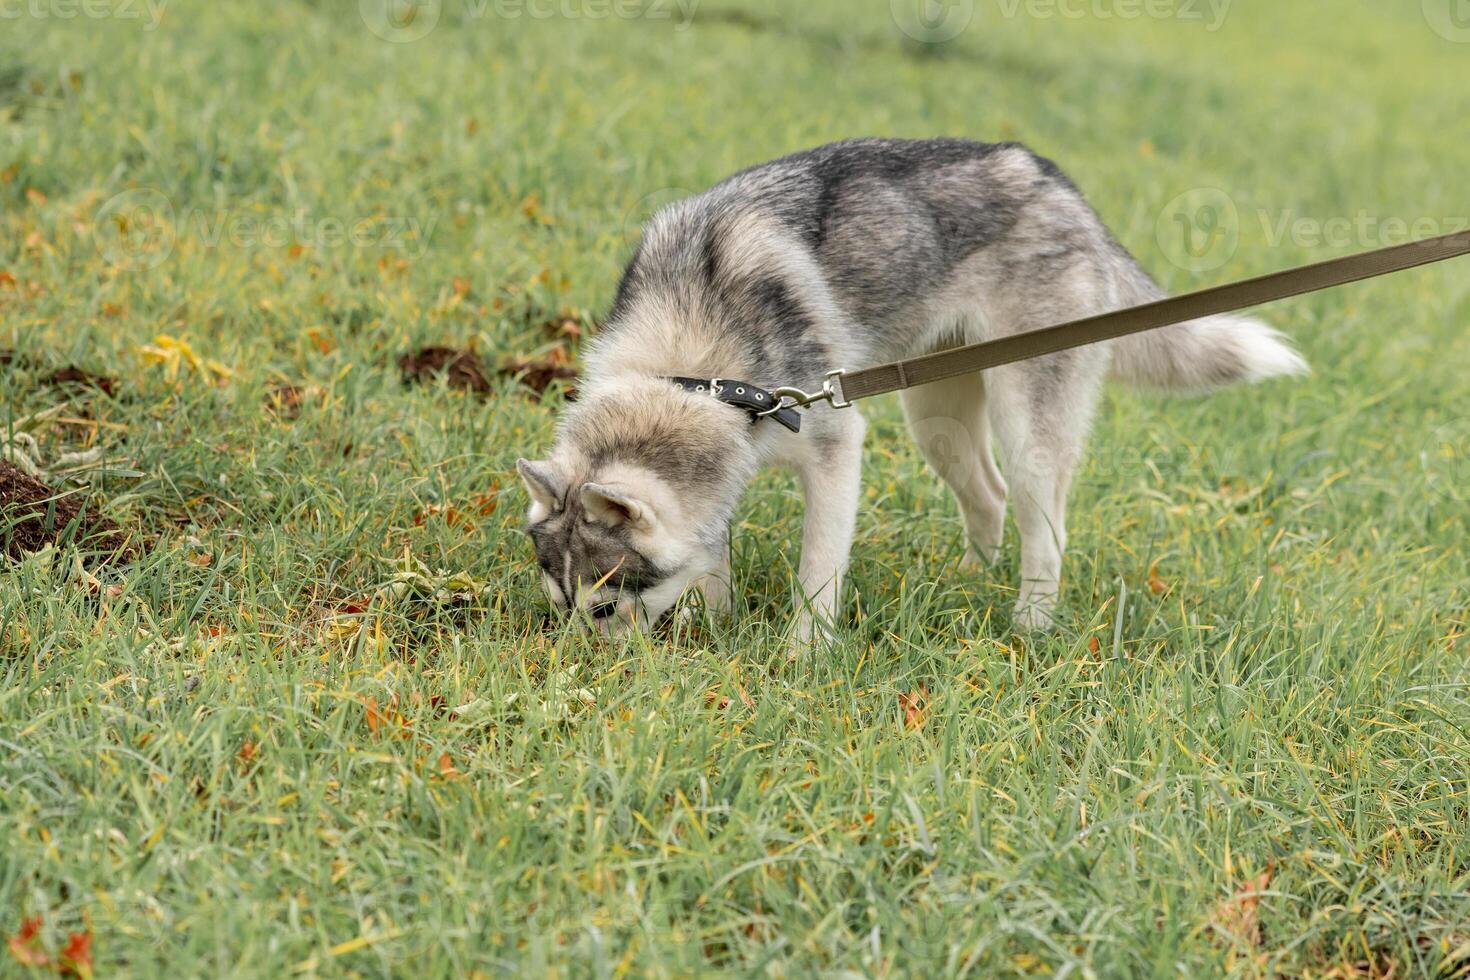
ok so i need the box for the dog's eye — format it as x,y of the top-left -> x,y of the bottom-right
588,601 -> 620,620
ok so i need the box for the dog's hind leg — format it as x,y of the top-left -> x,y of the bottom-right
900,370 -> 1008,566
983,350 -> 1103,631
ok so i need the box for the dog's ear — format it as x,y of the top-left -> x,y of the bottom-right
580,483 -> 653,531
517,459 -> 564,516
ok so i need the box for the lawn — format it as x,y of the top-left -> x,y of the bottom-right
2,0 -> 1468,975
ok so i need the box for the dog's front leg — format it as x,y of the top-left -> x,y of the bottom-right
694,542 -> 733,615
791,412 -> 866,650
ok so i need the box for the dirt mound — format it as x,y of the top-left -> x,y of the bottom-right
399,344 -> 580,401
398,346 -> 493,395
0,460 -> 137,563
0,352 -> 119,396
265,381 -> 304,418
43,366 -> 118,396
498,355 -> 579,401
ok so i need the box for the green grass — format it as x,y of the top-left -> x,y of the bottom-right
3,1 -> 1469,975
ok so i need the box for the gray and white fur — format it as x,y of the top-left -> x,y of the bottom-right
518,138 -> 1306,641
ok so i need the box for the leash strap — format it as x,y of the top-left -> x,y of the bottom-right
828,231 -> 1470,404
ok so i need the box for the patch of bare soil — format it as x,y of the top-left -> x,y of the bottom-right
398,346 -> 492,395
538,312 -> 594,343
0,460 -> 137,563
265,381 -> 304,418
43,366 -> 117,397
398,344 -> 580,401
498,354 -> 579,401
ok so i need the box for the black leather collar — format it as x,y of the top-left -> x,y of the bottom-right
664,377 -> 802,433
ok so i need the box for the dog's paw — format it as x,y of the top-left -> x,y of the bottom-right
694,573 -> 734,617
1012,599 -> 1061,633
787,614 -> 838,659
961,544 -> 1002,570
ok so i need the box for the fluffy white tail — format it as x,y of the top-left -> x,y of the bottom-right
1108,314 -> 1309,392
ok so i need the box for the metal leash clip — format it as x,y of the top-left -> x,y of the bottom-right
757,369 -> 851,417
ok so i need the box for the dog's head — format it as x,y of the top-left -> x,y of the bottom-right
517,457 -> 717,634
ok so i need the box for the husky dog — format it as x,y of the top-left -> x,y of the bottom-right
518,138 -> 1306,640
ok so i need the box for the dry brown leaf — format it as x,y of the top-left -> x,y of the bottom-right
1212,865 -> 1273,948
364,697 -> 384,736
59,930 -> 92,979
7,917 -> 48,967
474,484 -> 500,517
363,696 -> 412,740
435,752 -> 463,781
898,687 -> 929,731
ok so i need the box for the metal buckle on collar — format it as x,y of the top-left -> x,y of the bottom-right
752,397 -> 786,419
760,369 -> 851,415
